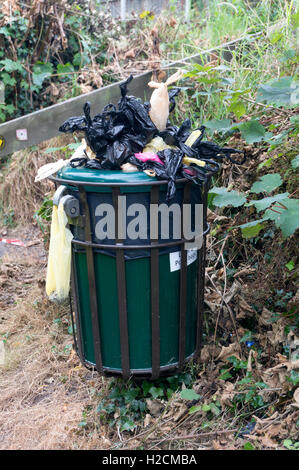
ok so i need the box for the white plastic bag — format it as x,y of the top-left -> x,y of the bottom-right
35,140 -> 88,182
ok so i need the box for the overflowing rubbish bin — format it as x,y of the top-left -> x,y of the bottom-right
49,166 -> 210,379
39,72 -> 244,379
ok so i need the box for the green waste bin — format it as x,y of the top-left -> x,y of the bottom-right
50,166 -> 210,380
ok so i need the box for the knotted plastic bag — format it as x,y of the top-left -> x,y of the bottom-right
46,202 -> 73,302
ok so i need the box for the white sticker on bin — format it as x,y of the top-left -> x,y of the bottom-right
169,248 -> 198,272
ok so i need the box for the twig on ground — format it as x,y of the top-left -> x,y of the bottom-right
241,95 -> 290,115
149,428 -> 239,443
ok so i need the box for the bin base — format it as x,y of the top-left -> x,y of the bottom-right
75,350 -> 199,380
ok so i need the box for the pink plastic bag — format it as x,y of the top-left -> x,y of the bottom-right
134,152 -> 164,165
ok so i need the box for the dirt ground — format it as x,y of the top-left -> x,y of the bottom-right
0,224 -> 90,450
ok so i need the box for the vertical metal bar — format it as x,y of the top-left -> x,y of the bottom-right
178,183 -> 191,370
112,187 -> 130,380
150,186 -> 160,379
78,187 -> 103,374
70,248 -> 84,362
195,182 -> 208,356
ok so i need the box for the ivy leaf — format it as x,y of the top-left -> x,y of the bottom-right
209,187 -> 246,208
73,52 -> 90,67
1,72 -> 16,86
246,193 -> 289,212
0,58 -> 23,73
180,389 -> 201,400
264,198 -> 299,238
57,62 -> 75,76
0,26 -> 10,36
120,419 -> 136,432
238,119 -> 266,144
3,104 -> 15,115
219,369 -> 233,380
189,405 -> 202,414
283,439 -> 299,450
32,62 -> 53,87
209,403 -> 221,416
239,219 -> 266,238
250,173 -> 283,194
148,386 -> 164,399
291,155 -> 299,169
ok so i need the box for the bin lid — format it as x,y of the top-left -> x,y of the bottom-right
57,165 -> 157,185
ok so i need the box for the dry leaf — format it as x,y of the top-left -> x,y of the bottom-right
50,82 -> 59,98
263,360 -> 299,391
220,382 -> 236,408
267,322 -> 285,347
276,353 -> 288,363
259,307 -> 274,326
212,439 -> 235,450
292,388 -> 299,409
260,435 -> 278,448
146,399 -> 164,417
173,403 -> 188,422
224,280 -> 241,304
253,412 -> 279,428
80,84 -> 93,94
100,435 -> 111,448
212,440 -> 223,450
247,349 -> 258,373
236,296 -> 255,319
124,48 -> 136,59
216,342 -> 240,361
200,344 -> 220,362
207,209 -> 228,223
143,414 -> 152,427
266,423 -> 287,439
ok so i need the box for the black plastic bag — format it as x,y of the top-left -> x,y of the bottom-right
59,75 -> 245,199
129,148 -> 184,202
59,75 -> 162,168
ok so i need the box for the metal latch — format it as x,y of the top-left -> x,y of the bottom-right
60,195 -> 80,218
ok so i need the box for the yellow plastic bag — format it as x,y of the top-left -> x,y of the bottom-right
142,136 -> 177,153
183,130 -> 206,167
46,201 -> 73,301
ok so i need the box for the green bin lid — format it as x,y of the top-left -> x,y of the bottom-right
58,165 -> 157,185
